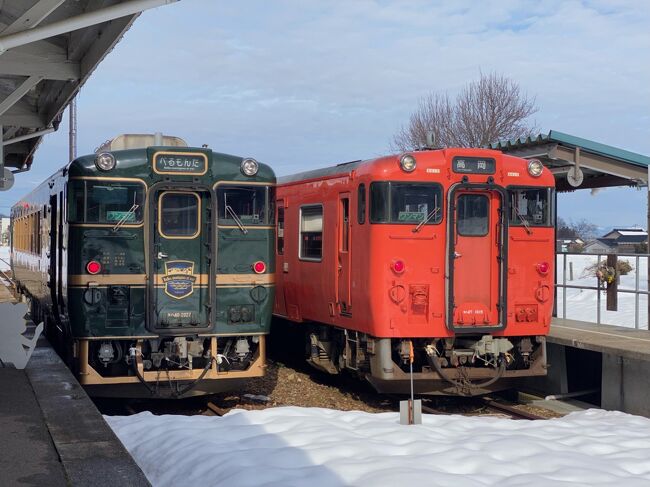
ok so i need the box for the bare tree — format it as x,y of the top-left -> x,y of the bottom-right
392,72 -> 538,151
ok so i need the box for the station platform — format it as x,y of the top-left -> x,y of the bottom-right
526,317 -> 650,417
0,311 -> 150,486
549,317 -> 650,362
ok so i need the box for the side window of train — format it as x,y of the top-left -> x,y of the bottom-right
299,205 -> 323,261
456,194 -> 489,236
277,204 -> 284,255
357,184 -> 365,224
508,187 -> 554,227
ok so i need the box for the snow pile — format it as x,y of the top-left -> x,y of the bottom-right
556,254 -> 648,328
107,407 -> 650,487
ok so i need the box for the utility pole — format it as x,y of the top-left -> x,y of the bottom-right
69,97 -> 77,161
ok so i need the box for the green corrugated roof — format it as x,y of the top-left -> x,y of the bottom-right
489,130 -> 650,169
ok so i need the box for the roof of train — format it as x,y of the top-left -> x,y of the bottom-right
66,147 -> 275,181
277,147 -> 521,185
12,146 -> 275,209
278,158 -> 368,184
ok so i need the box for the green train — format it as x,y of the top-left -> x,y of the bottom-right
11,134 -> 275,397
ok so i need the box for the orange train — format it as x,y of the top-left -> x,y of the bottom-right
273,148 -> 555,395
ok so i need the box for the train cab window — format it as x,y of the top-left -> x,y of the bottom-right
370,182 -> 442,225
299,205 -> 323,261
508,187 -> 553,227
357,184 -> 366,224
456,194 -> 489,236
69,180 -> 144,224
160,192 -> 200,238
217,185 -> 271,225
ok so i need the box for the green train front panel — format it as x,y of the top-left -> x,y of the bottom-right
65,147 -> 275,339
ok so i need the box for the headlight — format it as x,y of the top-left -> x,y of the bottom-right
528,159 -> 544,177
399,154 -> 416,172
95,152 -> 116,171
241,158 -> 259,176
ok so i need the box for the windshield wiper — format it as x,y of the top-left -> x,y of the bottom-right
112,203 -> 139,233
412,207 -> 440,233
514,206 -> 533,235
226,205 -> 248,234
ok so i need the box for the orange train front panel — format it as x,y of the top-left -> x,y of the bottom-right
275,149 -> 554,338
275,149 -> 554,395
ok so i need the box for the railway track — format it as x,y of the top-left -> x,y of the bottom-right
417,395 -> 549,420
480,398 -> 547,420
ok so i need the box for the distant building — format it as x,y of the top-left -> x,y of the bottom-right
0,217 -> 9,246
556,238 -> 584,253
584,228 -> 647,254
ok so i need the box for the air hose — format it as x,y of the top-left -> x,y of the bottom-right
172,357 -> 214,398
129,346 -> 215,398
425,347 -> 507,391
129,347 -> 156,396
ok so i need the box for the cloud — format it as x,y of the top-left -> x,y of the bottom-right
1,0 -> 648,226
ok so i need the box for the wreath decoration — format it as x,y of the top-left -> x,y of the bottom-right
595,263 -> 617,285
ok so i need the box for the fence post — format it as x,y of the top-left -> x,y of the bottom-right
606,254 -> 618,311
569,262 -> 574,281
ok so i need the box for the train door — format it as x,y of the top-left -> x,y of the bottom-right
337,193 -> 351,315
149,189 -> 213,333
48,194 -> 58,311
57,191 -> 64,313
449,189 -> 504,331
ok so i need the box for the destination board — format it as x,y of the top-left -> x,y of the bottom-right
452,156 -> 496,175
153,152 -> 208,175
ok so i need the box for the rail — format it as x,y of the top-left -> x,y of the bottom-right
556,251 -> 649,329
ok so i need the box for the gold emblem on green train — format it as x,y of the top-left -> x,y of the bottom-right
162,260 -> 196,299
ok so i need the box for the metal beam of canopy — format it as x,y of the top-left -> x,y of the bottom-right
0,0 -> 179,174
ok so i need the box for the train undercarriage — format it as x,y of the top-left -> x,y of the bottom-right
29,294 -> 265,398
303,324 -> 547,396
79,335 -> 265,398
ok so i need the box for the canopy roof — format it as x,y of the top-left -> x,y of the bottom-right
0,0 -> 176,172
489,130 -> 650,192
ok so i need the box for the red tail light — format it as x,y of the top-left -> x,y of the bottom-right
391,259 -> 405,274
86,260 -> 102,275
537,262 -> 550,275
253,261 -> 266,274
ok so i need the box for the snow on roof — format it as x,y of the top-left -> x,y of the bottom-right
106,407 -> 650,487
613,228 -> 645,233
617,230 -> 648,236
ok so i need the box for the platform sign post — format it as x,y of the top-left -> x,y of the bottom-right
400,340 -> 422,425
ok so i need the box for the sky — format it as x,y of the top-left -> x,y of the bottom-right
1,0 -> 649,229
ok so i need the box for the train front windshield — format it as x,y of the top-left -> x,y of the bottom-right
508,187 -> 554,227
370,182 -> 443,225
69,180 -> 145,223
217,185 -> 274,225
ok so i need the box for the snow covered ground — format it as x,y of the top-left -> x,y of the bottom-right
556,253 -> 648,329
0,246 -> 9,271
107,407 -> 650,487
